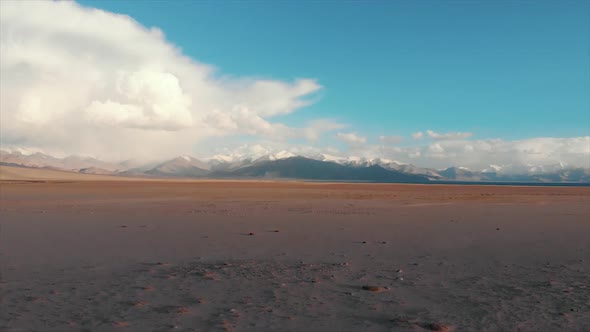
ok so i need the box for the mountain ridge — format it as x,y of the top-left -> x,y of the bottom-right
1,149 -> 588,183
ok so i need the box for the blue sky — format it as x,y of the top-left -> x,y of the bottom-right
1,0 -> 589,169
80,0 -> 590,141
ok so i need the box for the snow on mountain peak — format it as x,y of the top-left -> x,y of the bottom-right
208,154 -> 236,163
314,153 -> 347,163
272,150 -> 296,160
1,146 -> 37,156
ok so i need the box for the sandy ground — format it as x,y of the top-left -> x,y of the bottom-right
1,168 -> 589,331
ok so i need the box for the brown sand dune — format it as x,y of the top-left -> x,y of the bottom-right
0,173 -> 589,331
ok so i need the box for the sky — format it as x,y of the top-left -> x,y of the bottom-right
1,0 -> 589,171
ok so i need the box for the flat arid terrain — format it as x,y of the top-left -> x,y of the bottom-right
1,166 -> 589,331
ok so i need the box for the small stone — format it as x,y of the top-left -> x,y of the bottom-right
248,232 -> 255,236
362,285 -> 383,292
176,307 -> 190,314
426,322 -> 452,331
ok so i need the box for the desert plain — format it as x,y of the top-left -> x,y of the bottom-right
0,165 -> 589,331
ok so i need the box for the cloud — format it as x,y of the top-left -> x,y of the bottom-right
302,120 -> 348,141
426,130 -> 473,140
379,135 -> 403,144
363,136 -> 590,172
0,1 -> 328,161
411,132 -> 424,139
336,132 -> 367,146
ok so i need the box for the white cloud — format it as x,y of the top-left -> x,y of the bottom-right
426,130 -> 473,140
336,132 -> 367,146
411,131 -> 424,139
0,1 -> 328,161
379,135 -> 403,144
302,120 -> 347,141
370,136 -> 590,171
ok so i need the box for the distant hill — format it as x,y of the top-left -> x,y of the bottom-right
210,157 -> 430,183
78,167 -> 115,175
144,155 -> 209,177
439,166 -> 590,183
0,165 -> 129,181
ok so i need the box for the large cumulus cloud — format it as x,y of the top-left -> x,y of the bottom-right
0,1 -> 327,160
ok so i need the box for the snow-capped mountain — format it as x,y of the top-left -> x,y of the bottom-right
0,150 -> 121,172
312,153 -> 352,164
378,161 -> 444,179
206,150 -> 296,171
309,155 -> 444,179
480,162 -> 572,175
142,155 -> 210,177
208,156 -> 430,183
1,149 -> 588,183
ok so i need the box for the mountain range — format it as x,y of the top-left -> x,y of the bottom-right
1,149 -> 588,183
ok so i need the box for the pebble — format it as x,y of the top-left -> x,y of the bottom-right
362,285 -> 384,292
426,322 -> 452,331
